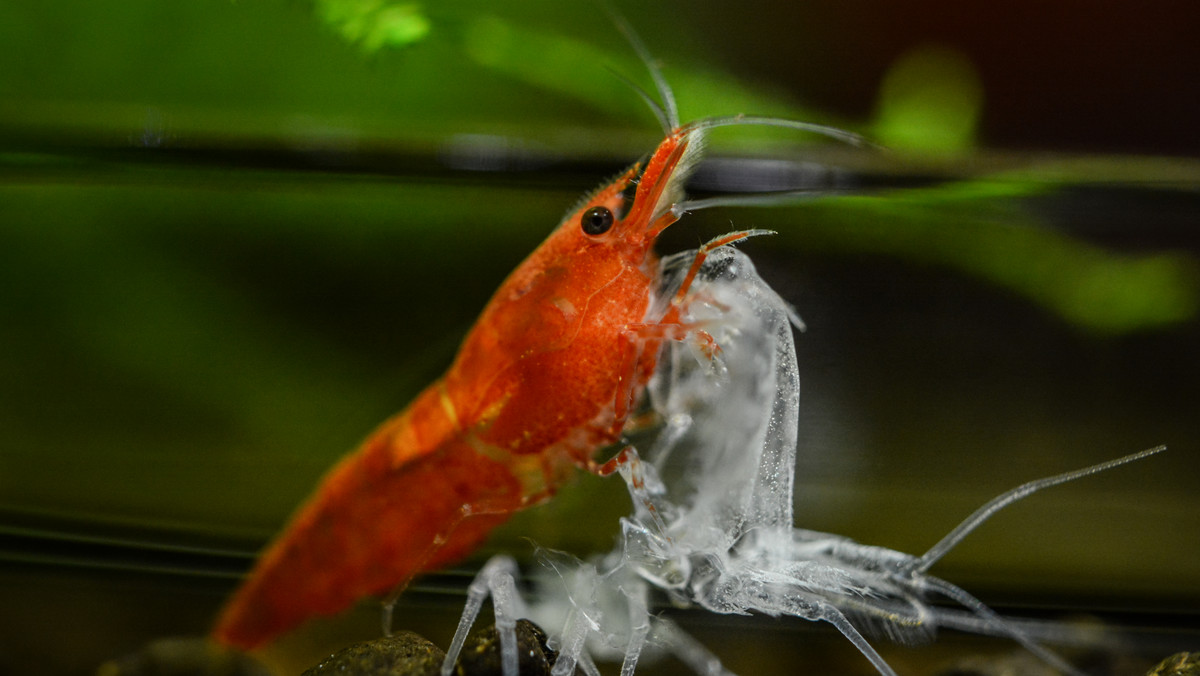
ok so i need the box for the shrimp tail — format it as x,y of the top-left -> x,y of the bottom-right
211,414 -> 524,649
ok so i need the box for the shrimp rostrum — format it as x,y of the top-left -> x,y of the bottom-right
446,246 -> 1165,676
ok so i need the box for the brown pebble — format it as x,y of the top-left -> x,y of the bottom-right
302,630 -> 446,676
1146,652 -> 1200,676
455,619 -> 557,676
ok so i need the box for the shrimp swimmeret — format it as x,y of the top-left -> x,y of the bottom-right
444,247 -> 1166,676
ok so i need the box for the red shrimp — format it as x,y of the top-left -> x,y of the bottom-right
211,27 -> 863,650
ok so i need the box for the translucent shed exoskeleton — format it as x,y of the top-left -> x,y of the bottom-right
435,18 -> 1167,676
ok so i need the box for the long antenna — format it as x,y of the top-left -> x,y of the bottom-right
685,115 -> 873,148
603,4 -> 680,130
604,65 -> 671,134
913,445 -> 1167,574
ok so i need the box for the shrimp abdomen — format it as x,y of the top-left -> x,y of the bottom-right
212,389 -> 523,649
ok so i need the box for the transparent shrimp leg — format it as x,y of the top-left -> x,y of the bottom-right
919,576 -> 1084,676
651,619 -> 735,676
551,605 -> 591,676
603,448 -> 742,675
441,554 -> 528,676
549,562 -> 604,676
615,577 -> 651,676
814,603 -> 899,676
595,446 -> 672,537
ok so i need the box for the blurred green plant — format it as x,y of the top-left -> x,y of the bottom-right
783,181 -> 1199,334
872,44 -> 984,153
316,0 -> 430,52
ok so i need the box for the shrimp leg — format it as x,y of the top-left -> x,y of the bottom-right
441,555 -> 526,676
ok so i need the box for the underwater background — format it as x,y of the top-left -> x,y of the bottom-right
1,1 -> 1197,674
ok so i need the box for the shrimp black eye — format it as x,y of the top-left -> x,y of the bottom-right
581,206 -> 614,236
